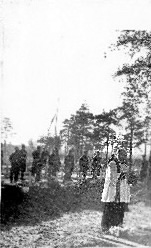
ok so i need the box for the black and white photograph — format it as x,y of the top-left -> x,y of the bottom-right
1,0 -> 151,247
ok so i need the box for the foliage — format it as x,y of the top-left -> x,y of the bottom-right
115,30 -> 151,119
1,178 -> 151,247
94,109 -> 118,152
1,117 -> 14,141
60,104 -> 120,160
60,103 -> 94,159
116,30 -> 151,53
113,30 -> 151,163
37,135 -> 61,152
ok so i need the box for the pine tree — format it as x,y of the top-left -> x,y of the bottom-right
113,30 -> 151,165
60,103 -> 94,160
94,109 -> 118,161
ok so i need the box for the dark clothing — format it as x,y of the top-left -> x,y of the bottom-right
32,150 -> 41,160
9,151 -> 20,165
32,150 -> 42,181
41,150 -> 49,165
101,158 -> 130,231
92,155 -> 102,178
64,154 -> 74,181
19,149 -> 27,180
9,151 -> 20,183
48,153 -> 61,177
19,149 -> 27,164
140,159 -> 148,181
10,167 -> 20,183
79,155 -> 89,179
1,145 -> 3,168
101,202 -> 125,231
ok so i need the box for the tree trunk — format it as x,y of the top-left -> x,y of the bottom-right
144,130 -> 148,157
129,124 -> 133,170
66,128 -> 70,154
147,152 -> 151,189
106,134 -> 109,163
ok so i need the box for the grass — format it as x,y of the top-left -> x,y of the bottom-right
1,178 -> 151,247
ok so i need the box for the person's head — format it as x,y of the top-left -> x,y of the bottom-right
15,146 -> 19,152
108,159 -> 117,172
22,144 -> 25,149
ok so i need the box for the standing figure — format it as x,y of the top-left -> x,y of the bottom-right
9,146 -> 20,183
101,150 -> 130,232
19,144 -> 27,181
140,155 -> 148,181
79,150 -> 89,181
31,146 -> 42,182
64,149 -> 74,181
41,147 -> 49,166
92,151 -> 102,179
48,148 -> 61,178
1,143 -> 4,170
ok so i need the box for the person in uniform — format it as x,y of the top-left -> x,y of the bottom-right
64,149 -> 75,181
31,146 -> 42,182
48,147 -> 61,178
1,143 -> 4,169
41,147 -> 49,166
19,144 -> 27,181
79,150 -> 89,181
91,150 -> 102,179
101,149 -> 131,232
9,146 -> 21,183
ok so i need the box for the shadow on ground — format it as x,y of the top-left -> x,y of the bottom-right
1,178 -> 151,247
1,178 -> 104,231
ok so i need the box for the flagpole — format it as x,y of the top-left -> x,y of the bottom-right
54,98 -> 60,147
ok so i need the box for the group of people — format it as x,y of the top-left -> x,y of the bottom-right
9,145 -> 27,183
79,150 -> 103,180
29,146 -> 104,183
8,144 -> 104,183
63,149 -> 103,182
8,143 -> 135,232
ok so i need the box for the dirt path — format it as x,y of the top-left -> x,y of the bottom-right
1,177 -> 151,247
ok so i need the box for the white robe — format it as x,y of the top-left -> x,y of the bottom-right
101,161 -> 130,203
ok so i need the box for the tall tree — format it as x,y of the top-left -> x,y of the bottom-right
74,103 -> 94,154
60,103 -> 94,160
113,30 -> 151,164
94,109 -> 119,161
1,117 -> 15,165
37,135 -> 61,153
1,117 -> 14,141
60,118 -> 71,154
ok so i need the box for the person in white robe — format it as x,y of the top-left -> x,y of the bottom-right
101,150 -> 130,232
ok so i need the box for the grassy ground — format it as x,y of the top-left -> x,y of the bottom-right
1,177 -> 151,247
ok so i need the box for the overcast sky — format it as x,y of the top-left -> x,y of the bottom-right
1,0 -> 151,145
